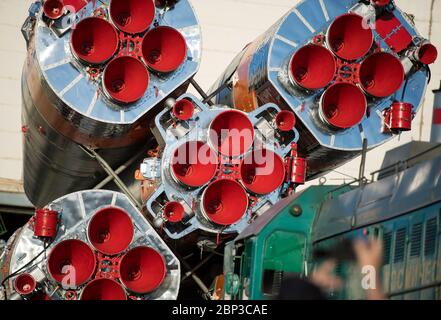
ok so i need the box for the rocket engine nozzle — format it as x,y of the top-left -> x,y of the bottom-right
110,0 -> 156,34
327,13 -> 373,61
275,110 -> 296,132
289,44 -> 336,90
47,240 -> 96,287
208,110 -> 255,157
359,52 -> 404,98
43,0 -> 65,20
87,207 -> 134,256
81,278 -> 127,300
371,0 -> 391,7
103,56 -> 149,104
119,246 -> 166,294
142,26 -> 187,73
71,17 -> 119,65
417,42 -> 438,65
14,274 -> 37,296
171,141 -> 218,187
164,201 -> 185,223
202,179 -> 248,225
240,149 -> 286,195
319,83 -> 367,129
172,99 -> 195,121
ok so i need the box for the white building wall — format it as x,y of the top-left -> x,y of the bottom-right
0,0 -> 439,188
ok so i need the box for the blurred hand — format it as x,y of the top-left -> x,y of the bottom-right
353,237 -> 386,300
310,259 -> 342,292
353,237 -> 383,271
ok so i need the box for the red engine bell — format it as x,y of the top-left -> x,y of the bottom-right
14,273 -> 37,297
43,0 -> 65,20
34,208 -> 59,239
371,0 -> 391,7
384,102 -> 413,132
172,99 -> 195,121
163,201 -> 185,223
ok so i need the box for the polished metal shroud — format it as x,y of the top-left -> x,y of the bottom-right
209,0 -> 429,179
21,0 -> 202,207
0,190 -> 180,300
143,93 -> 299,239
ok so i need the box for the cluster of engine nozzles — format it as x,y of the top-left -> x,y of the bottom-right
17,207 -> 167,300
288,13 -> 437,130
44,0 -> 187,104
162,107 -> 299,226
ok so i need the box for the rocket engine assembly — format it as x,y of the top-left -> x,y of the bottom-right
210,0 -> 437,179
21,0 -> 201,207
137,94 -> 304,239
0,190 -> 180,300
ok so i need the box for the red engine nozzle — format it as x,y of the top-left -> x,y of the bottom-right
172,99 -> 195,121
327,13 -> 373,61
47,239 -> 96,287
43,0 -> 65,20
164,201 -> 185,223
289,44 -> 336,90
14,274 -> 37,296
359,52 -> 405,98
202,179 -> 248,225
88,206 -> 134,256
71,17 -> 119,65
110,0 -> 156,34
320,83 -> 367,129
142,26 -> 187,73
81,278 -> 127,300
171,141 -> 218,187
417,42 -> 438,65
275,110 -> 296,132
371,0 -> 391,7
119,246 -> 166,294
103,56 -> 149,104
240,149 -> 286,195
209,110 -> 255,157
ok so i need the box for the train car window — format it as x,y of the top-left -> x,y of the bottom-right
383,232 -> 392,265
410,223 -> 423,258
424,217 -> 437,257
394,228 -> 406,263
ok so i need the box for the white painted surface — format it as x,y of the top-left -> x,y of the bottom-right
0,0 -> 439,188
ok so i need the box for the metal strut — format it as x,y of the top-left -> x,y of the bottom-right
79,145 -> 143,211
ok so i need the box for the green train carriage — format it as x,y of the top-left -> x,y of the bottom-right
222,142 -> 441,300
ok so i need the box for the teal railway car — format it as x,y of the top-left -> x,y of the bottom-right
222,142 -> 441,300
